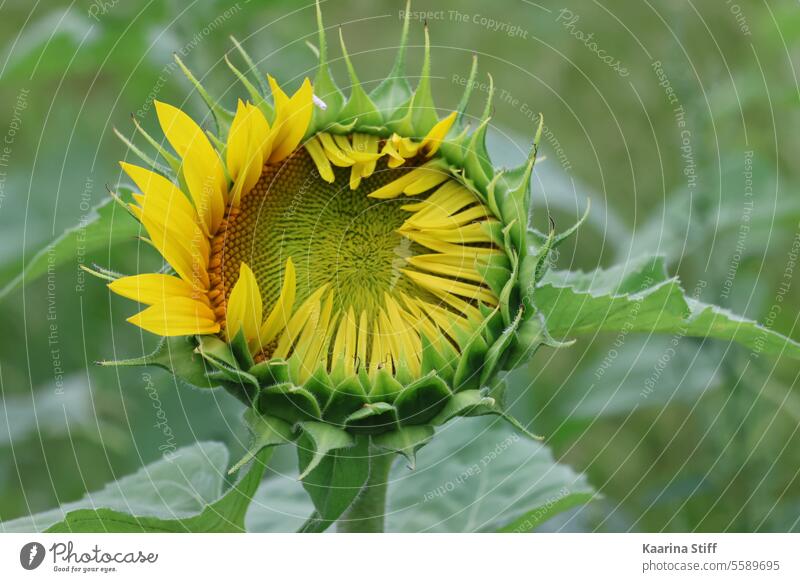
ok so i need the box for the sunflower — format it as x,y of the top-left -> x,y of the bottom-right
100,3 -> 567,465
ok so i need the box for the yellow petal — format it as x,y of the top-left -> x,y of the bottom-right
136,216 -> 210,289
305,138 -> 335,183
402,268 -> 497,305
128,297 -> 219,336
226,100 -> 249,179
421,111 -> 457,156
155,100 -> 226,233
225,262 -> 263,344
109,273 -> 202,305
268,77 -> 314,163
259,257 -> 297,344
317,133 -> 355,167
273,284 -> 329,359
227,101 -> 272,206
380,139 -> 407,168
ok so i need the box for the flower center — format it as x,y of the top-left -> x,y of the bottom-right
209,138 -> 500,378
215,149 -> 435,315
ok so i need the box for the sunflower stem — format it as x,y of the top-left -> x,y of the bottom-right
336,449 -> 395,533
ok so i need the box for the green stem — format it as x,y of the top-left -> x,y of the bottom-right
337,451 -> 395,533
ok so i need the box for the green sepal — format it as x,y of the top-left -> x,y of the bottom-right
297,435 -> 370,532
132,117 -> 181,177
174,54 -> 234,139
500,114 -> 543,192
369,367 -> 404,402
319,118 -> 359,136
249,358 -> 290,386
481,303 -> 505,344
345,402 -> 398,433
455,53 -> 479,128
394,372 -> 451,425
505,311 -> 575,369
337,28 -> 383,129
310,0 -> 344,130
498,179 -> 530,258
257,382 -> 322,423
229,329 -> 255,370
229,410 -> 294,474
373,425 -> 435,469
452,331 -> 489,391
114,126 -> 172,178
498,224 -> 521,325
532,226 -> 557,283
462,74 -> 494,182
432,389 -> 497,425
390,25 -> 438,137
303,364 -> 334,411
477,252 -> 512,299
480,220 -> 506,250
370,0 -> 412,115
480,306 -> 523,385
224,54 -> 273,121
552,199 -> 591,250
461,115 -> 493,191
419,333 -> 455,383
207,374 -> 259,407
488,395 -> 543,441
296,421 -> 355,479
229,36 -> 270,101
195,335 -> 260,401
322,375 -> 368,425
196,334 -> 237,368
97,336 -> 215,389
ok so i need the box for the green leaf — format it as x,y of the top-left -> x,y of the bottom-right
497,491 -> 596,532
2,442 -> 266,532
540,255 -> 670,295
296,436 -> 369,533
0,194 -> 139,301
373,425 -> 435,468
684,299 -> 800,359
534,258 -> 800,358
46,447 -> 271,533
541,335 -> 721,424
386,417 -> 594,532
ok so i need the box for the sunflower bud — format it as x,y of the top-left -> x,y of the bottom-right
97,3 -> 576,474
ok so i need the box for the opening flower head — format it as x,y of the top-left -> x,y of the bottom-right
99,2 -> 570,467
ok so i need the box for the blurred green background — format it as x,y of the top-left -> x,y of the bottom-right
0,0 -> 798,532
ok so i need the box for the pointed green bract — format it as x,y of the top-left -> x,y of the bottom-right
373,425 -> 434,468
370,0 -> 413,115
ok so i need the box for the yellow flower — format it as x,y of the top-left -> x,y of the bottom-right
100,3 -> 549,447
